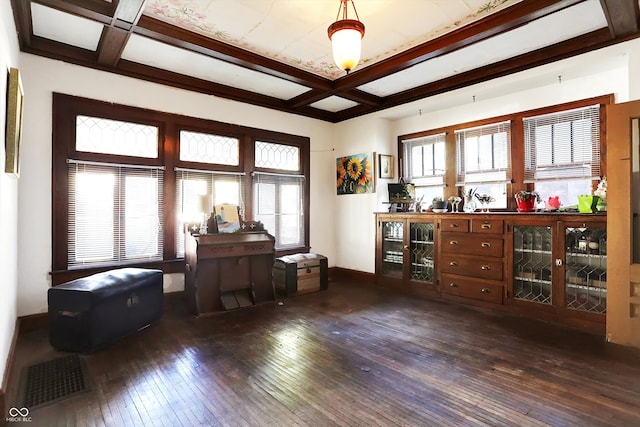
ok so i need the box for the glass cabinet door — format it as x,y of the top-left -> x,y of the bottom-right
381,221 -> 404,278
564,226 -> 607,314
409,221 -> 435,283
513,225 -> 553,304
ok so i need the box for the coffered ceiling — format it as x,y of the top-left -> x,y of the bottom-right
9,0 -> 640,122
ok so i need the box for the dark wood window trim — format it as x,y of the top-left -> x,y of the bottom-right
52,93 -> 310,285
397,94 -> 613,211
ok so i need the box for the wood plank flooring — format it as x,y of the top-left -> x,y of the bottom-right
6,281 -> 640,426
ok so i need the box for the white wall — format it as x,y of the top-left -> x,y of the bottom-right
0,0 -> 21,391
17,54 -> 335,316
332,39 -> 637,273
14,32 -> 640,317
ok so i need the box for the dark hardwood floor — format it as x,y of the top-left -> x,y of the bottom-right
6,281 -> 640,427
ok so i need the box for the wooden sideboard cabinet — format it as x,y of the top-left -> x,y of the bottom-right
184,231 -> 276,316
374,212 -> 607,333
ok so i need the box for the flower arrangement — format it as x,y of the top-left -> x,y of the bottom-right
594,177 -> 607,203
515,191 -> 542,203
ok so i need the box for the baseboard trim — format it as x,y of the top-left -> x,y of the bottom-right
329,267 -> 375,284
1,318 -> 19,420
18,312 -> 48,335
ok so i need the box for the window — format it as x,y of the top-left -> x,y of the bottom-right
175,169 -> 244,257
52,94 -> 310,281
253,141 -> 305,250
456,121 -> 511,209
402,133 -> 446,202
524,105 -> 600,205
254,173 -> 304,250
68,161 -> 164,268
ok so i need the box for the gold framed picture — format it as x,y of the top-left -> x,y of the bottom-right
5,67 -> 23,177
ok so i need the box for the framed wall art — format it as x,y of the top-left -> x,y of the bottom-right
5,67 -> 23,177
378,154 -> 393,179
336,152 -> 375,195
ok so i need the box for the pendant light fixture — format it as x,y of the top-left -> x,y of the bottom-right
327,0 -> 365,74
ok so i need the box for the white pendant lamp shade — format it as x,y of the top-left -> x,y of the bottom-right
329,25 -> 364,73
328,1 -> 365,73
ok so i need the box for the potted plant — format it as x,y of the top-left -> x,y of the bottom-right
515,191 -> 541,212
431,196 -> 448,212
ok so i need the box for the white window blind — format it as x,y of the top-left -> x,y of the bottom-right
253,172 -> 304,250
175,168 -> 245,257
68,161 -> 164,268
456,121 -> 511,186
523,105 -> 600,182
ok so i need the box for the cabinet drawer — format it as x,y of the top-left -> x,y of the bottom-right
441,219 -> 469,232
441,233 -> 503,257
471,219 -> 504,234
441,274 -> 503,304
440,255 -> 503,281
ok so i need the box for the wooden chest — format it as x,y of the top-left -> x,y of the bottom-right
273,253 -> 328,296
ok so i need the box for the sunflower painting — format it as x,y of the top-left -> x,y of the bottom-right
336,152 -> 375,194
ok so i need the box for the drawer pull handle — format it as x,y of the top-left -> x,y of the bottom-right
481,242 -> 491,248
481,288 -> 491,293
481,224 -> 491,229
449,261 -> 458,266
449,240 -> 458,245
449,223 -> 459,228
403,245 -> 409,250
481,265 -> 491,270
449,282 -> 458,287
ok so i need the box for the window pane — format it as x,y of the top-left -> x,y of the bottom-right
554,122 -> 572,165
255,141 -> 300,171
279,184 -> 301,245
76,116 -> 158,158
69,163 -> 164,268
73,170 -> 115,263
411,145 -> 423,176
465,136 -> 479,172
254,174 -> 304,250
179,130 -> 239,165
175,170 -> 245,257
535,125 -> 553,166
456,121 -> 511,187
467,183 -> 507,209
477,134 -> 493,170
535,178 -> 592,208
125,175 -> 161,258
524,105 -> 600,182
415,186 -> 444,206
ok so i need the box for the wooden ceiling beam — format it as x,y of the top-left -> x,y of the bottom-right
333,0 -> 587,92
334,27 -> 628,122
599,0 -> 639,37
135,16 -> 332,92
97,0 -> 147,67
288,88 -> 382,109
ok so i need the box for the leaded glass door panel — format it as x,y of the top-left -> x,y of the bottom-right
513,225 -> 553,304
409,221 -> 435,283
381,221 -> 404,279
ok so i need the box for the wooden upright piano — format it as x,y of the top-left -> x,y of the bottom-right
184,231 -> 276,316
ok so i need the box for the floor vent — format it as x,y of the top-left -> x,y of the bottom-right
19,354 -> 89,409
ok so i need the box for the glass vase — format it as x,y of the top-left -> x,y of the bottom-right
463,195 -> 476,213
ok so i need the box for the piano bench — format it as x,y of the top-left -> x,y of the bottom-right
48,268 -> 163,352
